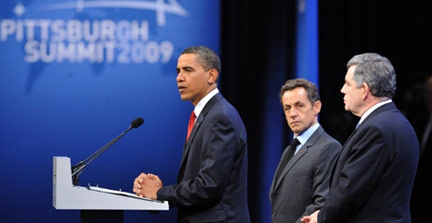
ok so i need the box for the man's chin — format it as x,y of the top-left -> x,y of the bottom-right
290,127 -> 302,135
179,95 -> 190,101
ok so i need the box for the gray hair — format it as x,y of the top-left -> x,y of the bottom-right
347,53 -> 397,98
181,46 -> 221,73
279,78 -> 320,105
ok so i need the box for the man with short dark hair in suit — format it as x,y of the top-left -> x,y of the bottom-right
302,53 -> 419,223
270,78 -> 341,223
133,46 -> 250,222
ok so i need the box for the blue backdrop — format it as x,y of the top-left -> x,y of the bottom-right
0,0 -> 219,222
295,0 -> 318,83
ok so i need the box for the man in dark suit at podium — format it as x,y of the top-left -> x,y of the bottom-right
302,53 -> 419,223
133,46 -> 250,222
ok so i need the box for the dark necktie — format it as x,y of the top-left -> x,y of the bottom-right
275,138 -> 301,180
186,111 -> 196,142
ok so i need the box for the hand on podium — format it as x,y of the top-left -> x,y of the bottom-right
133,173 -> 163,200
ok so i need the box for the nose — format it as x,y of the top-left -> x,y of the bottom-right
289,108 -> 298,118
340,84 -> 346,94
176,71 -> 184,82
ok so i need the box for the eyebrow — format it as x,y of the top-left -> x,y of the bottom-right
284,100 -> 304,107
178,65 -> 193,70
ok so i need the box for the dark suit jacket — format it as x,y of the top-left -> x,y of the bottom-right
269,126 -> 341,223
319,102 -> 419,223
157,93 -> 250,223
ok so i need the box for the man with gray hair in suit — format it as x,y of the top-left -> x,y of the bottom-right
302,53 -> 419,223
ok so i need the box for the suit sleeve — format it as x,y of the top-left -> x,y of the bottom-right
298,141 -> 341,222
318,126 -> 392,223
157,113 -> 239,207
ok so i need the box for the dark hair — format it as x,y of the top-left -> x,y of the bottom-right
347,53 -> 396,98
181,46 -> 221,73
279,78 -> 320,105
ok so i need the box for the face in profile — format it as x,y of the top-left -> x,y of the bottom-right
176,53 -> 215,106
282,87 -> 321,136
341,65 -> 364,116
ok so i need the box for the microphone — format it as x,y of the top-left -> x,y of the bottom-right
131,117 -> 144,128
71,117 -> 144,186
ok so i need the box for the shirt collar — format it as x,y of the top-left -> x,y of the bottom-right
296,122 -> 320,146
194,88 -> 219,118
357,99 -> 392,127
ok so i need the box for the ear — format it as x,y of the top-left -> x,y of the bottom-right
207,69 -> 219,85
361,83 -> 370,100
313,100 -> 322,115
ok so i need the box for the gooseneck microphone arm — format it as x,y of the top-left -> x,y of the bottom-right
71,117 -> 144,186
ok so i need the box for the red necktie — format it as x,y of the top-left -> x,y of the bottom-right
186,111 -> 196,142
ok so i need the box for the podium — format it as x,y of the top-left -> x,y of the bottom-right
53,156 -> 169,222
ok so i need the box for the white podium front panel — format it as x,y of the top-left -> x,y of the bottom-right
53,156 -> 169,210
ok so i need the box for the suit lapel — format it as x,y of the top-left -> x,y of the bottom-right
177,94 -> 222,181
270,144 -> 294,194
343,102 -> 396,147
179,115 -> 204,166
270,127 -> 324,194
330,102 -> 396,186
273,146 -> 309,191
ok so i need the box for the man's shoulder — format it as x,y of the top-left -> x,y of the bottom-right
363,105 -> 408,130
302,128 -> 342,158
310,127 -> 341,146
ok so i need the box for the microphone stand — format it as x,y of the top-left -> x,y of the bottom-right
71,117 -> 143,186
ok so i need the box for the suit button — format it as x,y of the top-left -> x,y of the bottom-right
272,212 -> 276,217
